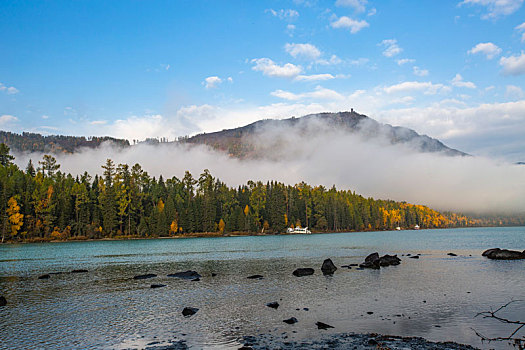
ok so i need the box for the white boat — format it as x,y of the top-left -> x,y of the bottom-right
414,224 -> 420,230
287,226 -> 312,234
395,226 -> 401,231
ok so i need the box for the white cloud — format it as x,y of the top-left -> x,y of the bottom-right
42,115 -> 49,119
284,43 -> 322,60
294,74 -> 335,82
380,39 -> 402,57
335,0 -> 367,12
413,66 -> 429,77
499,52 -> 525,75
349,57 -> 369,66
0,114 -> 18,126
204,76 -> 223,89
451,74 -> 477,89
267,9 -> 299,20
271,86 -> 345,101
0,82 -> 19,94
506,84 -> 525,99
384,81 -> 450,95
316,55 -> 343,65
459,0 -> 524,19
90,120 -> 107,125
330,16 -> 369,34
367,8 -> 377,16
251,58 -> 302,78
468,42 -> 502,59
227,77 -> 233,83
516,22 -> 525,42
397,58 -> 415,65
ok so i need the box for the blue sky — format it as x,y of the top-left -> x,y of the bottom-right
1,0 -> 525,160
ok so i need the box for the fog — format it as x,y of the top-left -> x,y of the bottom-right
13,118 -> 525,215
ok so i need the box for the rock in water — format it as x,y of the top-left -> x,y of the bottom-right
321,259 -> 337,275
292,268 -> 315,277
283,317 -> 298,324
246,275 -> 264,280
447,253 -> 458,257
0,296 -> 6,306
133,274 -> 157,280
167,271 -> 202,279
150,284 -> 166,288
38,274 -> 51,279
378,255 -> 401,266
266,302 -> 279,309
409,255 -> 420,259
482,248 -> 525,260
316,321 -> 334,330
359,253 -> 381,269
71,269 -> 88,273
182,307 -> 199,317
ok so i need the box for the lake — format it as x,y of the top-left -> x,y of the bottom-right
1,227 -> 524,349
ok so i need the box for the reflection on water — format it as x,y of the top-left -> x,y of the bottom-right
0,227 -> 524,349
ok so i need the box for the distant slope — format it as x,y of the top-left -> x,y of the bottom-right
185,111 -> 467,158
0,131 -> 130,154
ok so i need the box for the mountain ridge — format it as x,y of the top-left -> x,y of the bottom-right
0,111 -> 467,158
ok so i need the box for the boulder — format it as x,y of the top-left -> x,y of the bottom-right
283,317 -> 298,324
378,255 -> 401,266
38,274 -> 51,279
482,248 -> 525,260
292,268 -> 314,277
182,307 -> 199,317
316,321 -> 334,330
360,252 -> 381,269
321,259 -> 337,275
246,275 -> 264,280
266,302 -> 279,309
133,274 -> 157,280
0,296 -> 6,306
168,271 -> 201,279
150,284 -> 166,288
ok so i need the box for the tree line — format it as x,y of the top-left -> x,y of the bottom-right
0,144 -> 519,242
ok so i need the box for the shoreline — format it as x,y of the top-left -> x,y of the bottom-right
0,225 -> 519,245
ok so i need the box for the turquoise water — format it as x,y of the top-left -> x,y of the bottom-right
0,227 -> 524,349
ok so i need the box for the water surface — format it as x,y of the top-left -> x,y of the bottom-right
1,227 -> 524,349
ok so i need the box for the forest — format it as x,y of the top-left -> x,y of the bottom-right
0,143 -> 521,242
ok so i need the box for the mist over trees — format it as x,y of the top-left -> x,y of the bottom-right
0,144 -> 521,242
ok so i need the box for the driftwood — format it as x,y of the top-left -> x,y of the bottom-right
473,300 -> 524,349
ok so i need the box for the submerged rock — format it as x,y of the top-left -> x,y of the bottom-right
247,275 -> 264,280
482,248 -> 525,260
292,268 -> 315,277
71,269 -> 88,273
0,296 -> 6,306
321,259 -> 338,275
38,274 -> 51,279
168,271 -> 201,279
150,284 -> 166,288
133,274 -> 157,280
182,307 -> 199,317
266,302 -> 279,309
283,317 -> 298,324
316,321 -> 334,330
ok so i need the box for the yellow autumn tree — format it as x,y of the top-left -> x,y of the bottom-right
218,219 -> 225,234
170,219 -> 178,234
7,196 -> 24,237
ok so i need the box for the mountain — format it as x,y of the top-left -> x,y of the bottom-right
0,111 -> 466,158
0,131 -> 129,154
184,111 -> 467,158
